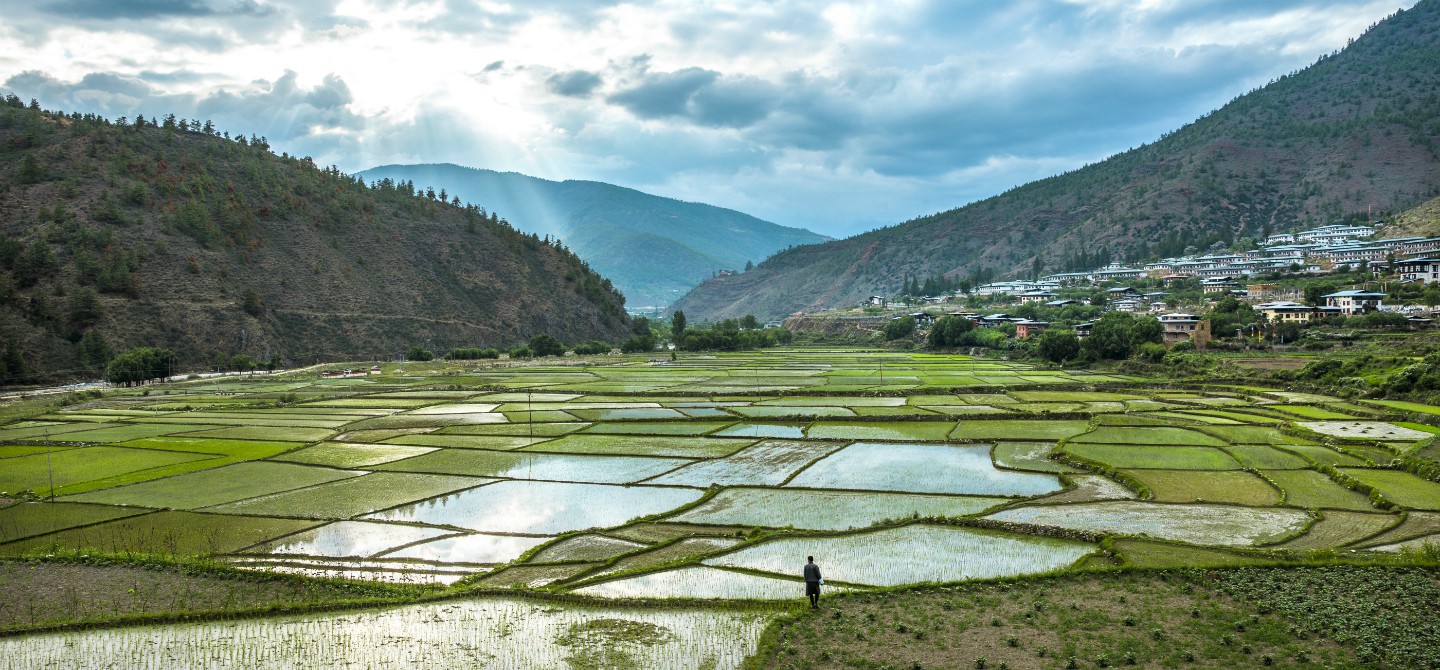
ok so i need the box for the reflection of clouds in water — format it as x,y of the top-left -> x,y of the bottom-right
788,443 -> 1059,496
267,521 -> 451,557
383,533 -> 549,563
365,481 -> 701,534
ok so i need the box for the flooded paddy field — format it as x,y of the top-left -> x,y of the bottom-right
3,348 -> 1439,667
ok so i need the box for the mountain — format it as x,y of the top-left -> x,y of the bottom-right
671,0 -> 1440,321
0,100 -> 631,382
354,164 -> 829,308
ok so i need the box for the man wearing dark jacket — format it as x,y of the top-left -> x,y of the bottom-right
803,555 -> 822,608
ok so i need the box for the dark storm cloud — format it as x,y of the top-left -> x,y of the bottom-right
546,70 -> 602,98
607,67 -> 720,120
40,0 -> 273,19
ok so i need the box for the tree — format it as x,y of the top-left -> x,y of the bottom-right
926,316 -> 975,348
672,311 -> 687,339
529,333 -> 565,357
1082,312 -> 1137,360
1036,329 -> 1080,363
240,289 -> 263,316
740,314 -> 759,330
76,329 -> 112,373
405,346 -> 434,361
883,315 -> 916,340
67,287 -> 103,333
1303,285 -> 1327,307
18,154 -> 43,184
105,347 -> 175,385
0,346 -> 26,384
744,260 -> 754,271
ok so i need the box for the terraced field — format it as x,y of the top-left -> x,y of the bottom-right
2,349 -> 1438,667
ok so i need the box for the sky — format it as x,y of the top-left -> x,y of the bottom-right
0,0 -> 1414,238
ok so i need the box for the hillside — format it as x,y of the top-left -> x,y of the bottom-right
0,100 -> 632,382
672,0 -> 1440,321
355,164 -> 828,308
1385,194 -> 1440,237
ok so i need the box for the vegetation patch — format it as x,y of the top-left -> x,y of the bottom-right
747,570 -> 1358,669
1125,469 -> 1282,506
1062,443 -> 1241,470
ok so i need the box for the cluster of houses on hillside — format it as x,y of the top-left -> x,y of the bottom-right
1030,224 -> 1440,285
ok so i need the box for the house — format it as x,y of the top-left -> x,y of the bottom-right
1106,286 -> 1141,298
908,312 -> 936,327
1246,284 -> 1280,301
1111,298 -> 1142,313
1044,299 -> 1080,308
1161,273 -> 1192,286
1254,301 -> 1337,323
979,313 -> 1013,327
1159,313 -> 1211,349
1014,320 -> 1049,339
1018,290 -> 1058,304
1323,290 -> 1387,315
1073,322 -> 1094,339
1202,278 -> 1238,294
866,295 -> 887,307
1395,258 -> 1440,285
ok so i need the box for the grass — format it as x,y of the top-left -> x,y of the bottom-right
0,511 -> 320,556
0,557 -> 419,634
0,502 -> 150,544
1224,445 -> 1313,469
270,441 -> 437,468
0,446 -> 219,497
1276,510 -> 1400,550
1124,469 -> 1282,506
64,461 -> 359,509
1262,470 -> 1379,511
1338,469 -> 1440,510
805,420 -> 957,441
948,420 -> 1092,442
1062,443 -> 1242,470
747,569 -> 1362,669
1071,426 -> 1230,446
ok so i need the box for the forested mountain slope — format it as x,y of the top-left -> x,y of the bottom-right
672,0 -> 1440,320
356,164 -> 827,308
0,100 -> 631,382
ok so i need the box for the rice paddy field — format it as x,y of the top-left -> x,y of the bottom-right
2,348 -> 1438,668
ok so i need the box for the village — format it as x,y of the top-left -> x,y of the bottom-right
821,222 -> 1440,350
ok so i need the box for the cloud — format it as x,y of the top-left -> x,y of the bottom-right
607,67 -> 720,119
545,70 -> 601,97
0,0 -> 1413,237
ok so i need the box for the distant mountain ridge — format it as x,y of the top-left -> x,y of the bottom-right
671,0 -> 1440,321
0,100 -> 631,381
355,164 -> 829,308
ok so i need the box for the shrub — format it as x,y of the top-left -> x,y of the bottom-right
447,347 -> 499,360
509,345 -> 533,359
571,340 -> 613,355
528,333 -> 565,357
884,315 -> 916,340
405,346 -> 434,361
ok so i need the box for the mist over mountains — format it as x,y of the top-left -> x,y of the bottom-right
356,164 -> 828,309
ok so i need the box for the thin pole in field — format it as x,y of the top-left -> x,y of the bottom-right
45,428 -> 54,502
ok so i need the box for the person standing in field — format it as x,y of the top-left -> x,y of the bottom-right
804,555 -> 822,608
